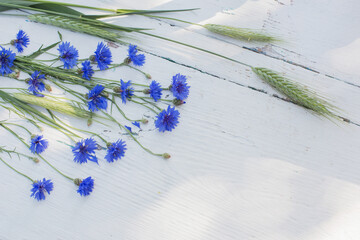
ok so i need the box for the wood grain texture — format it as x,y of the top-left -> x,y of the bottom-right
0,1 -> 359,239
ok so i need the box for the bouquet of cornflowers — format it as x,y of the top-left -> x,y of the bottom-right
0,28 -> 190,201
0,1 -> 342,202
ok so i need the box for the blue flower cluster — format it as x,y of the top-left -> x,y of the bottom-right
127,44 -> 145,66
31,178 -> 53,201
171,73 -> 190,101
87,85 -> 108,112
72,138 -> 98,164
119,79 -> 134,104
77,177 -> 94,196
0,47 -> 16,75
155,106 -> 180,132
29,135 -> 49,154
13,30 -> 30,53
94,42 -> 112,70
28,71 -> 46,96
58,41 -> 79,69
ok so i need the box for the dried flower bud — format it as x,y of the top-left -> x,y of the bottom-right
74,178 -> 82,186
145,73 -> 152,79
163,153 -> 171,159
45,84 -> 52,92
124,57 -> 131,64
173,99 -> 185,106
87,118 -> 93,126
89,55 -> 96,62
101,91 -> 109,98
33,158 -> 40,163
141,118 -> 148,124
113,86 -> 121,93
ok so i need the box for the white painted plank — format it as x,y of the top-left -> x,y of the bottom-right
0,1 -> 359,240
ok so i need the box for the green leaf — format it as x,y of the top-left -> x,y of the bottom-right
26,30 -> 62,59
30,3 -> 83,16
116,8 -> 200,15
0,0 -> 34,12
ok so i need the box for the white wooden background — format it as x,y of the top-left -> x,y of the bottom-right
0,0 -> 360,239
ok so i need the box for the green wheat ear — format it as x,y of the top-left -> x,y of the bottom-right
28,14 -> 123,43
204,24 -> 281,42
12,93 -> 91,119
252,67 -> 339,119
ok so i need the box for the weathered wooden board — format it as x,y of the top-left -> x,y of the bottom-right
0,0 -> 359,239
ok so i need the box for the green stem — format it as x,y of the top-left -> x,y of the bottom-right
138,32 -> 252,68
0,124 -> 74,181
0,157 -> 34,182
143,14 -> 203,26
133,96 -> 162,111
102,112 -> 163,157
126,64 -> 150,78
130,99 -> 159,114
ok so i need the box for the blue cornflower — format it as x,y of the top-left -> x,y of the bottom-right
81,60 -> 94,80
127,44 -> 145,66
94,42 -> 112,70
149,80 -> 162,102
170,74 -> 190,100
30,178 -> 53,201
72,138 -> 98,164
87,84 -> 108,112
132,121 -> 140,128
28,71 -> 46,96
12,30 -> 30,53
0,47 -> 16,75
57,41 -> 79,69
77,176 -> 94,196
119,79 -> 134,104
105,140 -> 126,163
155,106 -> 180,132
29,135 -> 49,154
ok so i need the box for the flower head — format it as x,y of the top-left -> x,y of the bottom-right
29,135 -> 48,154
119,79 -> 134,104
81,60 -> 94,80
171,74 -> 190,100
149,80 -> 162,102
12,30 -> 30,53
155,106 -> 180,132
0,47 -> 16,75
105,140 -> 127,163
28,71 -> 46,96
58,41 -> 79,69
94,42 -> 112,70
87,84 -> 108,112
72,138 -> 98,164
77,177 -> 94,196
30,178 -> 53,201
127,44 -> 145,66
